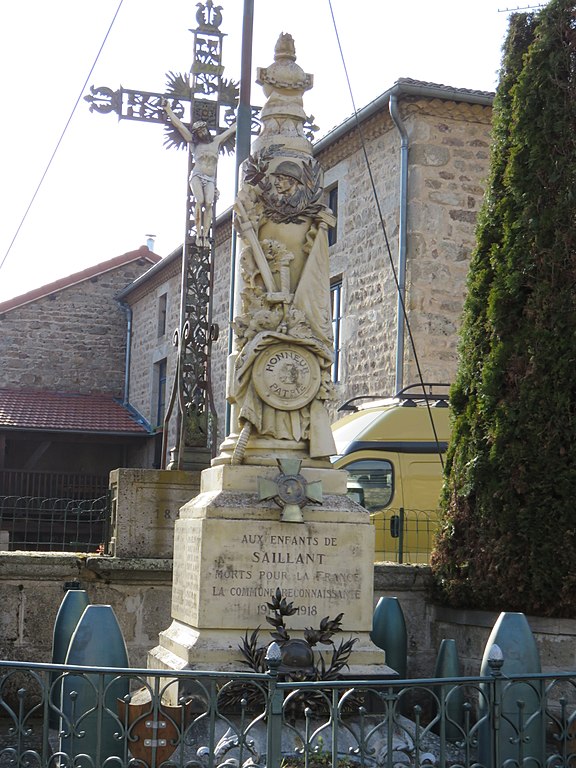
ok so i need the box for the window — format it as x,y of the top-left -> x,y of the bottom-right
330,279 -> 343,383
328,184 -> 338,246
157,293 -> 168,338
153,358 -> 167,429
343,459 -> 394,511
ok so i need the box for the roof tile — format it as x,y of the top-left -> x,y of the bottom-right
0,389 -> 150,435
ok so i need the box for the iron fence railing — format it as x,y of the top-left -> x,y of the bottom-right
0,657 -> 575,768
0,470 -> 109,499
0,494 -> 110,552
370,507 -> 441,565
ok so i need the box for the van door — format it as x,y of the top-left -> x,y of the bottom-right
336,453 -> 404,561
396,455 -> 444,563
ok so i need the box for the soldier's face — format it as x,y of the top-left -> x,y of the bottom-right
274,174 -> 297,195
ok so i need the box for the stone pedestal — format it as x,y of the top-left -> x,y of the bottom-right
108,468 -> 200,558
148,465 -> 392,690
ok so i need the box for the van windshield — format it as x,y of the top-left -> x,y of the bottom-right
344,459 -> 393,511
331,411 -> 382,457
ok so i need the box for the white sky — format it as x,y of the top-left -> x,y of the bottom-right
0,0 -> 518,302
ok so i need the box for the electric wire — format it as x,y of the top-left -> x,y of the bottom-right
327,0 -> 445,469
0,0 -> 125,276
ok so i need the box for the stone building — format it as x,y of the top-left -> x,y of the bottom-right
0,79 -> 494,475
115,247 -> 183,468
116,213 -> 234,466
0,247 -> 159,496
207,78 -> 494,443
313,78 -> 493,410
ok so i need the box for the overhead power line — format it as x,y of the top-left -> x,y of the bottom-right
327,0 -> 445,467
0,0 -> 125,275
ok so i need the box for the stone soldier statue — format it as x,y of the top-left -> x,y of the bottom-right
217,33 -> 337,467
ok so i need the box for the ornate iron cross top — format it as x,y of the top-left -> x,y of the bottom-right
85,2 -> 238,133
85,1 -> 248,469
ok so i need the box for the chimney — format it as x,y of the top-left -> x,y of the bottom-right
146,234 -> 156,252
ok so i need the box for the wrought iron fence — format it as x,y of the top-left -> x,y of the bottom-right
0,657 -> 575,768
0,494 -> 110,553
370,508 -> 441,565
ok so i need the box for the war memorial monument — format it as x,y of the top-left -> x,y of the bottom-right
149,31 -> 389,682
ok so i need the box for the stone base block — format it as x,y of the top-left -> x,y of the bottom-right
150,464 -> 389,703
148,620 -> 395,705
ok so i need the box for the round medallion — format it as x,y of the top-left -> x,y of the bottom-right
276,474 -> 308,506
253,344 -> 321,411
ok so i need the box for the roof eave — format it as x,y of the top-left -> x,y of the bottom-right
117,245 -> 183,301
313,79 -> 494,155
0,426 -> 153,437
0,247 -> 160,314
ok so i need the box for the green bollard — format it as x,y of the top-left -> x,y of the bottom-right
478,612 -> 544,767
370,596 -> 407,678
50,587 -> 90,730
433,638 -> 465,741
60,605 -> 129,768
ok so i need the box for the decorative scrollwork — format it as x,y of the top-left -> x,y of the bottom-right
195,0 -> 224,32
84,86 -> 122,115
123,90 -> 166,122
165,71 -> 192,99
179,243 -> 213,446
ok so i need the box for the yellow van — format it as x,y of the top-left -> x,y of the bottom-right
331,384 -> 451,563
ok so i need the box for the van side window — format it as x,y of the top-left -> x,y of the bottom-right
344,460 -> 393,510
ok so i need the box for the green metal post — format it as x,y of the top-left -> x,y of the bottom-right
226,0 -> 254,434
491,650 -> 503,768
434,639 -> 465,742
266,642 -> 283,768
370,596 -> 408,678
398,507 -> 404,563
479,612 -> 544,766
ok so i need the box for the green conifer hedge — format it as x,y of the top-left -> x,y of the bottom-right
431,0 -> 576,617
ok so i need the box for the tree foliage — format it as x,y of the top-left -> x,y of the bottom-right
431,0 -> 576,617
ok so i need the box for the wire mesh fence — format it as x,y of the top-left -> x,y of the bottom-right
0,469 -> 109,499
370,507 -> 441,565
0,494 -> 110,553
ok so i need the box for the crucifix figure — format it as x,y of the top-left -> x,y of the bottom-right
162,102 -> 236,245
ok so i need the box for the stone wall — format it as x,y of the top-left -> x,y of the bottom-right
429,604 -> 576,678
315,98 -> 492,412
2,555 -> 574,678
373,565 -> 576,680
320,116 -> 401,411
126,260 -> 181,451
0,554 -> 172,669
401,99 -> 492,385
0,262 -> 152,396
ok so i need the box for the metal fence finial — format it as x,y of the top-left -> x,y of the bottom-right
487,643 -> 504,676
